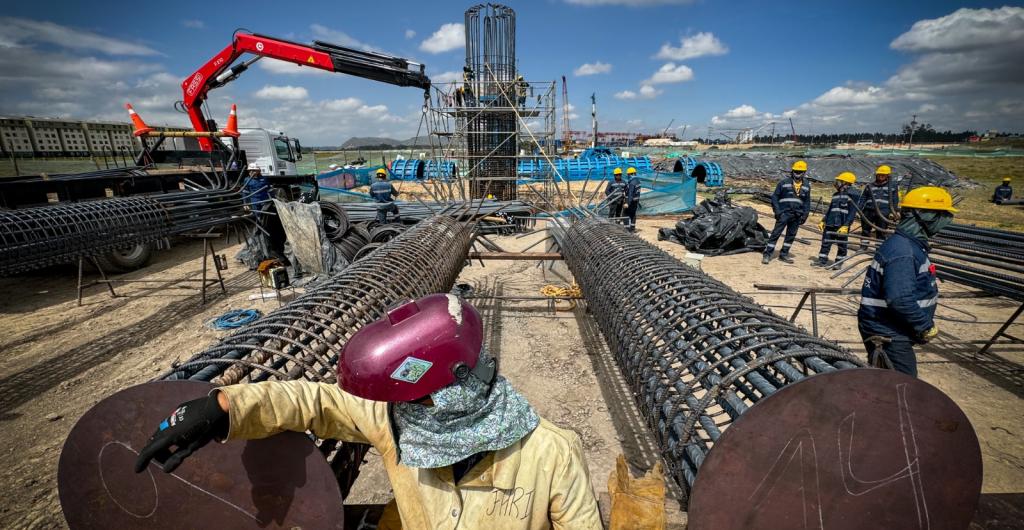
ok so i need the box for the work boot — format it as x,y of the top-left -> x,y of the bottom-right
761,254 -> 771,265
778,254 -> 794,264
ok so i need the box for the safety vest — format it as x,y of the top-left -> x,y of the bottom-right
606,180 -> 626,201
370,181 -> 396,203
823,188 -> 860,227
770,177 -> 811,215
857,229 -> 938,339
860,182 -> 898,217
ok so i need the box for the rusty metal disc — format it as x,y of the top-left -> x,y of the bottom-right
58,380 -> 344,529
689,368 -> 981,530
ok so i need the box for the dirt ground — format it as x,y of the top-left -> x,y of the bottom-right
1,200 -> 1022,528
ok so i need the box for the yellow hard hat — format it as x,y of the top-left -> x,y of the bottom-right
613,167 -> 623,175
875,165 -> 892,176
1003,177 -> 1012,183
792,160 -> 807,172
902,186 -> 958,213
375,168 -> 387,176
836,172 -> 856,185
626,167 -> 637,175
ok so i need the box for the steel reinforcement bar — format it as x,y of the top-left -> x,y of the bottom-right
159,214 -> 472,494
0,189 -> 250,275
554,217 -> 863,503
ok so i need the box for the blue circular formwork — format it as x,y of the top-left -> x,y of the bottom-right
692,161 -> 724,187
389,159 -> 424,181
424,160 -> 458,180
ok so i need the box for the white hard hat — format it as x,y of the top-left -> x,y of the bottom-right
328,164 -> 340,170
247,162 -> 261,171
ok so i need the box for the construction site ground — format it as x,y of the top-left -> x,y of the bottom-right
0,198 -> 1021,528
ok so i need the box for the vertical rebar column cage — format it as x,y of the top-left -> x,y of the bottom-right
464,4 -> 517,200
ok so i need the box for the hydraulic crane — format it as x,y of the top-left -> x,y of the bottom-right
181,31 -> 431,151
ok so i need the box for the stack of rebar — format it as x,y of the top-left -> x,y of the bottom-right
553,216 -> 862,502
0,188 -> 250,275
159,215 -> 472,494
326,199 -> 533,223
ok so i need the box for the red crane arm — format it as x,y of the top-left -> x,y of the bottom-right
182,32 -> 430,150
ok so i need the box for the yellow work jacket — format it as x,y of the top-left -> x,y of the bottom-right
221,381 -> 603,530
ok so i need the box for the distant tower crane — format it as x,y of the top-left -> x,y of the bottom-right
561,76 -> 571,151
789,118 -> 797,143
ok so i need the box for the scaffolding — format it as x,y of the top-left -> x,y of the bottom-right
424,4 -> 557,201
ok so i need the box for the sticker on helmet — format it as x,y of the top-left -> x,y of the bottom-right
391,357 -> 433,384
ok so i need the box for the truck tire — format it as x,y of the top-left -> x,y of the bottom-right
94,242 -> 154,273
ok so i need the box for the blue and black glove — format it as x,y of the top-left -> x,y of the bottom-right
134,394 -> 228,473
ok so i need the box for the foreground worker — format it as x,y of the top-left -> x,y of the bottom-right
858,186 -> 957,376
371,168 -> 401,224
623,167 -> 641,232
858,165 -> 899,242
134,294 -> 602,529
814,172 -> 860,267
992,177 -> 1013,203
605,168 -> 627,222
762,160 -> 811,264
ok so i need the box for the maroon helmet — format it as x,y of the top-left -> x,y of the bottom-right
338,294 -> 492,402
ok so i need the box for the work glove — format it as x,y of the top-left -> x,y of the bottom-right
920,326 -> 939,344
818,221 -> 825,231
134,394 -> 229,474
838,226 -> 849,235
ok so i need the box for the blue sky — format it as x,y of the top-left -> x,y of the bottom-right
1,1 -> 1022,144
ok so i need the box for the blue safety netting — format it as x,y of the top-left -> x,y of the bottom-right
638,173 -> 699,214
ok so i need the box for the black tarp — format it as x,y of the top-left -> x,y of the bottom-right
658,193 -> 768,255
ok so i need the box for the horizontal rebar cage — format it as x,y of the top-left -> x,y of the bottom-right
554,217 -> 863,504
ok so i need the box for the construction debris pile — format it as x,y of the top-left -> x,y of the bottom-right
657,194 -> 767,255
695,152 -> 963,186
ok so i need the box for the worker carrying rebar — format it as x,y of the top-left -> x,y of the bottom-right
762,160 -> 811,264
606,167 -> 627,222
858,165 -> 899,243
814,171 -> 860,267
858,186 -> 957,377
623,167 -> 641,232
371,167 -> 401,224
992,177 -> 1013,203
134,294 -> 603,529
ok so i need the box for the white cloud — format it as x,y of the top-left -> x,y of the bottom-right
431,70 -> 463,83
890,6 -> 1024,53
812,85 -> 889,107
310,24 -> 378,52
0,17 -> 159,55
724,104 -> 759,118
574,61 -> 612,76
614,90 -> 637,100
420,23 -> 464,54
182,19 -> 205,29
258,59 -> 331,76
639,84 -> 662,98
323,98 -> 362,112
405,29 -> 416,39
645,63 -> 694,84
565,0 -> 697,5
655,32 -> 728,61
254,85 -> 309,100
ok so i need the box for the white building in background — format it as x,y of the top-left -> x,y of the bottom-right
0,116 -> 192,157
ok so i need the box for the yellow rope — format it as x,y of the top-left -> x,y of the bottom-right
540,283 -> 582,311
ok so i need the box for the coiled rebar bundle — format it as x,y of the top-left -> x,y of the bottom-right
554,217 -> 863,503
159,215 -> 472,493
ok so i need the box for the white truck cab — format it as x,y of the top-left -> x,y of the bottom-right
235,128 -> 303,175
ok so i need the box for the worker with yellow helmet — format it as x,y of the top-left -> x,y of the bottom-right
858,186 -> 958,377
858,164 -> 900,244
813,171 -> 860,267
623,167 -> 641,232
605,167 -> 627,222
992,177 -> 1013,204
370,167 -> 401,224
762,160 -> 812,264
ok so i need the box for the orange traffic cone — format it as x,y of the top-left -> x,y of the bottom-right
220,104 -> 240,137
125,103 -> 154,137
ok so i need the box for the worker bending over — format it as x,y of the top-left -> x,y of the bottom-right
814,172 -> 860,267
605,168 -> 627,222
858,186 -> 957,377
858,165 -> 899,243
992,177 -> 1013,203
623,167 -> 641,232
371,168 -> 401,224
762,160 -> 811,264
134,294 -> 601,529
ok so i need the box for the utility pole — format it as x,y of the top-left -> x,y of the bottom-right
770,122 -> 776,146
907,114 -> 918,149
561,76 -> 571,152
590,93 -> 597,148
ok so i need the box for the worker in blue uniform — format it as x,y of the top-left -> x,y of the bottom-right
605,168 -> 627,223
992,177 -> 1013,203
858,165 -> 899,244
857,186 -> 958,377
762,160 -> 811,264
370,168 -> 400,224
814,171 -> 860,267
623,167 -> 641,232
